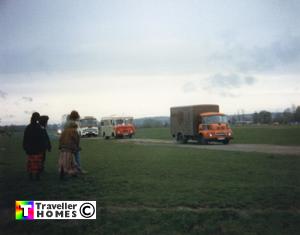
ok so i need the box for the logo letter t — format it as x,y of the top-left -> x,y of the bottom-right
20,204 -> 32,216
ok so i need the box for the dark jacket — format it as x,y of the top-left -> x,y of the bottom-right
23,123 -> 45,155
41,127 -> 51,152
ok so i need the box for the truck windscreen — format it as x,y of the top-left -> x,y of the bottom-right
115,119 -> 133,125
80,119 -> 97,127
202,115 -> 228,124
125,119 -> 133,124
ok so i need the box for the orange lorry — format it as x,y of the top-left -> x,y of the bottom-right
170,104 -> 233,144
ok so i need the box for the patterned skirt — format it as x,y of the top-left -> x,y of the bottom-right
58,151 -> 77,175
27,154 -> 43,174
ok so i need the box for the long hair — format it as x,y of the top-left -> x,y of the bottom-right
69,110 -> 80,121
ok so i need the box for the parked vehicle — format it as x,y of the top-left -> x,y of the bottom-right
170,104 -> 233,144
100,116 -> 135,139
79,116 -> 99,137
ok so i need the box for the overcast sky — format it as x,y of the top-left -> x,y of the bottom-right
1,0 -> 300,125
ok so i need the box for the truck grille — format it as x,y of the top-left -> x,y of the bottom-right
215,133 -> 225,136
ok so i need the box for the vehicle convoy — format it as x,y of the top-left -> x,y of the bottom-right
170,104 -> 233,144
100,116 -> 135,139
79,116 -> 99,137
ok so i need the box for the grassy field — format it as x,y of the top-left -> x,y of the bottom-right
0,130 -> 300,234
135,125 -> 300,145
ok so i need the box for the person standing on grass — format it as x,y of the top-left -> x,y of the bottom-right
22,112 -> 44,180
58,122 -> 80,179
39,115 -> 51,172
64,110 -> 87,174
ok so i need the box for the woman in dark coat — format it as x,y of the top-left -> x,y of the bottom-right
23,112 -> 44,180
39,115 -> 51,172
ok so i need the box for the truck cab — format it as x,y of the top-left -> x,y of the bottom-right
79,116 -> 99,137
100,116 -> 135,139
198,112 -> 233,144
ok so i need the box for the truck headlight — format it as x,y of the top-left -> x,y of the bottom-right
228,132 -> 232,136
209,133 -> 213,137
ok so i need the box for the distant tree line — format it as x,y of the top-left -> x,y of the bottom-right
253,105 -> 300,124
252,111 -> 272,124
0,124 -> 59,136
135,118 -> 170,128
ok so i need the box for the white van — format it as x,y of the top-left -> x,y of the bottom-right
79,116 -> 99,137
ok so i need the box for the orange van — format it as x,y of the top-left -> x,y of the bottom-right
171,105 -> 233,144
100,116 -> 135,139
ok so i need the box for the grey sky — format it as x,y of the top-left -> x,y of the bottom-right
0,89 -> 7,99
0,0 -> 300,124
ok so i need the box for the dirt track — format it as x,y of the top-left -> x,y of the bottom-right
116,138 -> 300,156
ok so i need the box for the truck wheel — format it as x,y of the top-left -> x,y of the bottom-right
222,139 -> 229,145
103,132 -> 109,140
176,133 -> 183,143
200,137 -> 208,145
177,133 -> 187,144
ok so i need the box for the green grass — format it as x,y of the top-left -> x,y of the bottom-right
232,125 -> 300,145
0,133 -> 300,234
135,125 -> 300,145
135,127 -> 172,140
